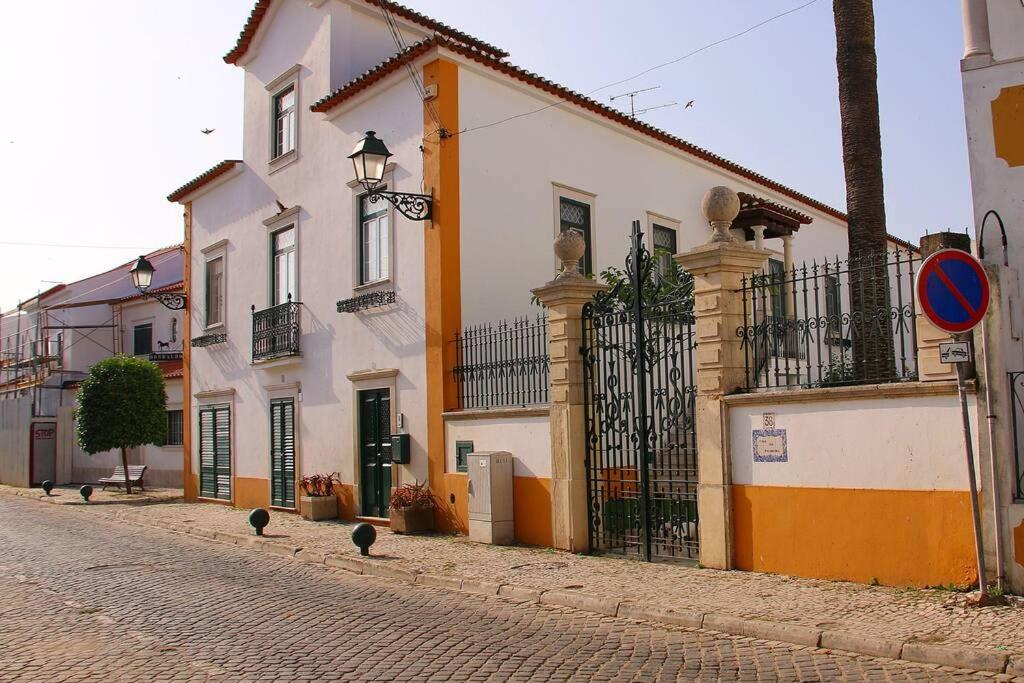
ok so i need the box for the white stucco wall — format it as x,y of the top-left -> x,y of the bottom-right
0,396 -> 32,487
188,0 -> 427,502
455,63 -> 854,325
729,390 -> 980,491
444,412 -> 551,479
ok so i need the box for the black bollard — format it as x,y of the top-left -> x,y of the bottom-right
351,522 -> 377,556
248,508 -> 270,536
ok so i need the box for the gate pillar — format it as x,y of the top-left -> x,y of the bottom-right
533,232 -> 607,553
675,187 -> 771,569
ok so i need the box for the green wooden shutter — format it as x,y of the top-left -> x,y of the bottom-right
214,406 -> 231,500
270,398 -> 296,508
199,408 -> 216,498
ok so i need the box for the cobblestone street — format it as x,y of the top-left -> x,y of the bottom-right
0,496 -> 1010,681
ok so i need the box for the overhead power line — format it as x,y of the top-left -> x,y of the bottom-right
454,0 -> 820,138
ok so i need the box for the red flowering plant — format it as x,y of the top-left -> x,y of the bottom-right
300,472 -> 341,497
388,482 -> 437,511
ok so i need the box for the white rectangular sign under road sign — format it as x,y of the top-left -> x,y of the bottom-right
939,341 -> 971,364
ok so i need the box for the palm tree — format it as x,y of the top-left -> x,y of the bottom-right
833,0 -> 895,380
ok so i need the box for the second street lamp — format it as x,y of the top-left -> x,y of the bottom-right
130,255 -> 186,310
348,131 -> 433,221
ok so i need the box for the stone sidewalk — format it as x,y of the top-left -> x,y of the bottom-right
102,501 -> 1024,676
0,483 -> 182,506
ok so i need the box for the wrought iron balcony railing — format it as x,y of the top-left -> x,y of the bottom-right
252,298 -> 301,363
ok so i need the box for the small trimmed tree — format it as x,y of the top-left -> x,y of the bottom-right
76,355 -> 167,494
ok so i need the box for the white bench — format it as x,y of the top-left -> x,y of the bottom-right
98,465 -> 147,492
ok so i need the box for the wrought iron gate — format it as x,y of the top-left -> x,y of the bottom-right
582,221 -> 699,561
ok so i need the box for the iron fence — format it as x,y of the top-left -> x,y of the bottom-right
737,248 -> 920,390
1009,371 -> 1024,501
452,314 -> 549,409
252,298 -> 301,362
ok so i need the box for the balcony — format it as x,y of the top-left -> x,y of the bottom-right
252,298 -> 301,363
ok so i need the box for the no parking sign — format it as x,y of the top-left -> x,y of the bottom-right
916,249 -> 990,334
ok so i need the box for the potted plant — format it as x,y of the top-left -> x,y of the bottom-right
389,482 -> 436,534
299,472 -> 340,521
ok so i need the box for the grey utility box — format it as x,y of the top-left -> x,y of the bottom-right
467,451 -> 515,545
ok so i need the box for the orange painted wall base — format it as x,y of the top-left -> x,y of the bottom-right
514,476 -> 553,547
733,485 -> 977,587
234,477 -> 270,510
1014,519 -> 1024,570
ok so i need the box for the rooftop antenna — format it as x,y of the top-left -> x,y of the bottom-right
609,86 -> 661,118
633,102 -> 680,117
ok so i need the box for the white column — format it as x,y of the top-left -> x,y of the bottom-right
752,225 -> 766,252
961,0 -> 992,60
781,234 -> 794,315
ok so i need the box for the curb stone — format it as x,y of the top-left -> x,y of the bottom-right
704,614 -> 822,648
110,512 -> 1016,675
263,542 -> 301,558
360,562 -> 417,583
416,574 -> 464,591
461,579 -> 502,596
541,589 -> 619,617
324,555 -> 364,574
295,549 -> 326,564
901,642 -> 1008,673
821,631 -> 904,660
617,604 -> 704,629
497,585 -> 542,604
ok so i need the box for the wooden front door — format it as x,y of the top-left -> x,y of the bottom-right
358,389 -> 392,517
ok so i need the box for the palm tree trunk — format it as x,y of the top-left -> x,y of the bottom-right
833,0 -> 895,381
120,447 -> 133,495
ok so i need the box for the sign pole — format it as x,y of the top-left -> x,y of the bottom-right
953,334 -> 988,594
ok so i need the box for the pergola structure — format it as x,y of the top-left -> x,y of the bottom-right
733,192 -> 813,272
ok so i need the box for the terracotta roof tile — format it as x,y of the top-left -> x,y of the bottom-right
224,0 -> 506,65
312,35 -> 848,223
738,192 -> 813,225
167,160 -> 242,203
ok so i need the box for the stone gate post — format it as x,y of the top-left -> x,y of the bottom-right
533,231 -> 606,553
675,187 -> 771,570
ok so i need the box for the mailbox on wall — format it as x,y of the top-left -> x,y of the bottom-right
390,433 -> 410,464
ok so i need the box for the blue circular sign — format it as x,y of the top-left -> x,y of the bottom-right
916,249 -> 990,334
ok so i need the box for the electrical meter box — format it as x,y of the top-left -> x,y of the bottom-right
467,451 -> 514,545
390,433 -> 410,464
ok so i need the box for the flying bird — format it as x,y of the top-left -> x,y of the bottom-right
275,200 -> 287,213
684,100 -> 694,109
201,128 -> 216,135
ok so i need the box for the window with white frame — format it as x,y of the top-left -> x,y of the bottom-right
653,224 -> 678,277
272,86 -> 296,159
359,193 -> 389,285
559,197 -> 592,275
205,256 -> 225,328
271,226 -> 297,305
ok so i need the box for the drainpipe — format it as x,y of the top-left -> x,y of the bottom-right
977,210 -> 1008,592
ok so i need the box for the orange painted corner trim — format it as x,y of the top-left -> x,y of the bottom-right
182,201 -> 196,502
992,84 -> 1024,168
422,57 -> 464,534
1014,519 -> 1024,570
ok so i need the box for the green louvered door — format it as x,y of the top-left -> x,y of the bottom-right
270,398 -> 296,509
359,389 -> 391,517
199,405 -> 231,500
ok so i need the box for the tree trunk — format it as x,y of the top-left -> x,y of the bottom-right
833,0 -> 895,381
120,447 -> 133,495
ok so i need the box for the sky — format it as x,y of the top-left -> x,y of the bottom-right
0,0 -> 971,311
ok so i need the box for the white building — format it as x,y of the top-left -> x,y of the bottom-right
173,0 -> 914,542
959,0 -> 1024,592
0,247 -> 186,489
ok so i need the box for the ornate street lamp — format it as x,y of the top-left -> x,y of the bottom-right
348,131 -> 432,221
130,255 -> 186,310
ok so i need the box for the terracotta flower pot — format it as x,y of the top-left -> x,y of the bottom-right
389,505 -> 435,534
300,495 -> 338,521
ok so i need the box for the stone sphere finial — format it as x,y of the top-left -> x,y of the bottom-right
701,186 -> 740,243
553,229 -> 587,278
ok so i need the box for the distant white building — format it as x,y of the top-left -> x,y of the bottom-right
0,247 -> 185,489
172,0 -> 913,543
